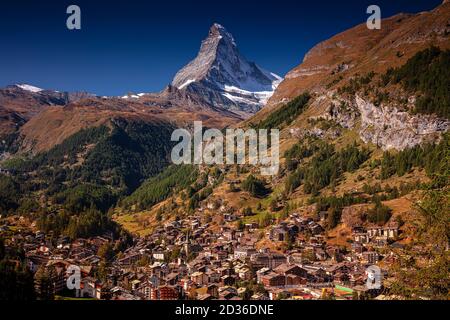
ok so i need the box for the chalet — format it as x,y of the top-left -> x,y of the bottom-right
237,287 -> 248,296
269,223 -> 299,242
268,289 -> 291,300
187,243 -> 203,254
383,224 -> 399,239
274,264 -> 308,278
260,273 -> 285,287
286,274 -> 307,286
223,213 -> 237,222
256,267 -> 271,284
302,265 -> 328,282
234,246 -> 257,260
206,201 -> 218,210
114,291 -> 142,300
80,277 -> 102,299
197,265 -> 208,273
57,236 -> 70,246
372,237 -> 388,247
309,223 -> 324,235
221,275 -> 236,286
244,223 -> 258,230
80,254 -> 101,266
219,286 -> 238,300
270,227 -> 289,242
108,286 -> 139,300
295,217 -> 313,226
251,293 -> 269,300
353,232 -> 370,244
207,284 -> 219,298
152,251 -> 166,261
162,235 -> 175,246
287,252 -> 304,265
315,248 -> 328,261
324,263 -> 352,276
150,263 -> 168,278
198,293 -> 214,300
214,267 -> 231,277
250,252 -> 286,270
165,273 -> 179,286
326,247 -> 344,263
362,251 -> 379,264
352,242 -> 364,254
90,236 -> 110,248
390,242 -> 405,250
222,230 -> 235,241
130,279 -> 141,291
318,211 -> 328,222
26,253 -> 49,272
219,205 -> 232,213
118,253 -> 141,267
367,224 -> 398,240
213,250 -> 229,261
352,226 -> 365,233
191,220 -> 200,230
237,267 -> 252,280
313,236 -> 326,245
135,281 -> 153,299
44,262 -> 67,294
152,285 -> 180,300
367,226 -> 381,238
205,270 -> 220,283
191,271 -> 208,285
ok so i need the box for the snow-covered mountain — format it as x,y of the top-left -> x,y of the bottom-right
15,84 -> 44,93
172,23 -> 282,117
11,84 -> 96,102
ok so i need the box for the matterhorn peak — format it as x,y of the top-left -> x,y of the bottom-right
210,23 -> 226,32
171,23 -> 282,117
208,23 -> 235,44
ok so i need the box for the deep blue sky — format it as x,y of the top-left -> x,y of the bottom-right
0,0 -> 442,96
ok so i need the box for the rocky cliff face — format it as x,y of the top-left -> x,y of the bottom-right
172,23 -> 282,117
311,93 -> 449,151
356,96 -> 449,150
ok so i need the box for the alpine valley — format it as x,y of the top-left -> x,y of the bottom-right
0,1 -> 449,301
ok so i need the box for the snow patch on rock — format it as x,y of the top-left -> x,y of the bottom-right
16,84 -> 43,93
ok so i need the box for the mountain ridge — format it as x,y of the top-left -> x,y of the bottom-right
264,1 -> 450,111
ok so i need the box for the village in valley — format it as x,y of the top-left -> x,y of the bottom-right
1,184 -> 403,301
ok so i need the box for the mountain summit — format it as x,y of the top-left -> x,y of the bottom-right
172,23 -> 282,117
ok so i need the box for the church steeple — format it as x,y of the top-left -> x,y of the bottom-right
184,231 -> 190,257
